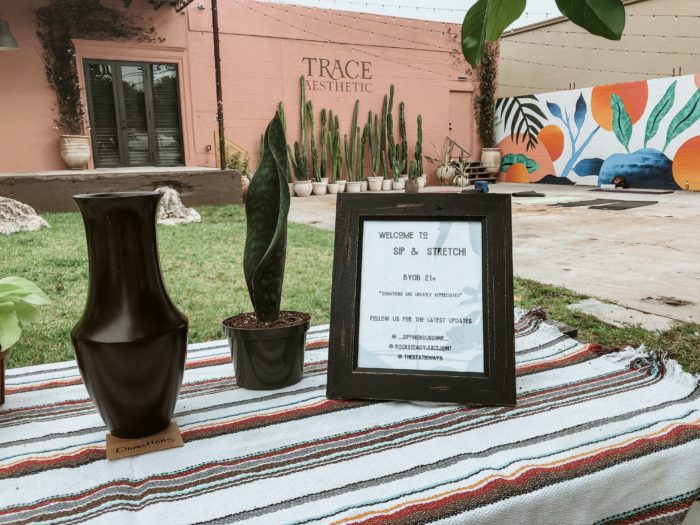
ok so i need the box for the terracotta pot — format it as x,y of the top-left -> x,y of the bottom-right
223,313 -> 310,390
367,176 -> 383,191
288,182 -> 295,196
436,166 -> 456,186
60,135 -> 90,170
392,179 -> 405,190
294,181 -> 312,197
72,192 -> 188,439
480,147 -> 502,174
346,181 -> 362,193
311,181 -> 328,195
327,183 -> 340,194
405,178 -> 420,194
381,179 -> 393,191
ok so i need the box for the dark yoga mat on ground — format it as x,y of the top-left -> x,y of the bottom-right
551,199 -> 658,210
512,191 -> 546,197
590,188 -> 674,195
553,199 -> 620,207
589,200 -> 658,210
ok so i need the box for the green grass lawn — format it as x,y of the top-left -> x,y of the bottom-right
1,204 -> 698,374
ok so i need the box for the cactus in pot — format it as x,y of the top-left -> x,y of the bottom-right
222,111 -> 310,390
399,101 -> 408,175
344,100 -> 360,187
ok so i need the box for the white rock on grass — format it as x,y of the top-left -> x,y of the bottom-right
0,197 -> 50,235
155,186 -> 201,226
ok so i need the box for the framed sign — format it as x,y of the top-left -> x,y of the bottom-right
327,193 -> 515,405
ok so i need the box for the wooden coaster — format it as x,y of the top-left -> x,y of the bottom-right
106,421 -> 183,460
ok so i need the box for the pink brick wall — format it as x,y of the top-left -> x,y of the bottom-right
0,0 -> 478,174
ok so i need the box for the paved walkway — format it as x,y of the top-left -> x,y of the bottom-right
289,183 -> 700,326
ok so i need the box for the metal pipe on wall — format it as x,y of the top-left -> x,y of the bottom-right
211,0 -> 227,170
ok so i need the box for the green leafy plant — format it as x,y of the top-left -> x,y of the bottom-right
243,113 -> 289,323
473,42 -> 498,148
461,0 -> 626,66
35,0 -> 157,134
225,149 -> 250,176
0,278 -> 51,351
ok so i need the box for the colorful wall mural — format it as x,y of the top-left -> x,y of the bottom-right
495,73 -> 700,190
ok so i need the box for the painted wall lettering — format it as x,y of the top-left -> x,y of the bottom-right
302,57 -> 373,92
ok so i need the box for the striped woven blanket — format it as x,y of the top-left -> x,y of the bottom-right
1,310 -> 698,524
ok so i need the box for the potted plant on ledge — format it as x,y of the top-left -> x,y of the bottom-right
222,112 -> 311,390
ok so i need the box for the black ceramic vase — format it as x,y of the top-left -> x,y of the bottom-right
72,192 -> 188,439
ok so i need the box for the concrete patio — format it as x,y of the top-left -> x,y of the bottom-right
289,183 -> 700,327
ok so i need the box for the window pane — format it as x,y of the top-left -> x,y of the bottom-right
87,63 -> 120,167
120,65 -> 150,165
151,64 -> 184,166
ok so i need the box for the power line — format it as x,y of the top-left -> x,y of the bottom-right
532,28 -> 700,40
267,1 -> 453,51
501,38 -> 700,56
499,56 -> 661,77
240,1 -> 462,79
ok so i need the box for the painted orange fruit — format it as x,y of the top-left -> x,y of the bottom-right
538,125 -> 565,161
695,73 -> 700,89
504,163 -> 531,183
672,135 -> 700,190
591,80 -> 648,131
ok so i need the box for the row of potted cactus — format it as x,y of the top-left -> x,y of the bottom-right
281,77 -> 427,196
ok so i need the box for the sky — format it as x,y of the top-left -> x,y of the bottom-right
262,0 -> 561,29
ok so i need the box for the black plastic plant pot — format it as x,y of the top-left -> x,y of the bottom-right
222,312 -> 310,390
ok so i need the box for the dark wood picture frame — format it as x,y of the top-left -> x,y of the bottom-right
327,193 -> 515,405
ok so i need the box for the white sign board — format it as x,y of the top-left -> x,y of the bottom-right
357,220 -> 484,373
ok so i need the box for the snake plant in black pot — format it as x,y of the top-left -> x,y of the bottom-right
222,112 -> 310,390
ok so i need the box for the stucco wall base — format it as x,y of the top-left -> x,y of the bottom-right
0,170 -> 242,212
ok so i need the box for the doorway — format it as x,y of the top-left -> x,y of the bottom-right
84,60 -> 184,168
448,90 -> 473,156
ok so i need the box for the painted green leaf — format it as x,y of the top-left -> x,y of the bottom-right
244,112 -> 290,322
555,0 -> 625,40
664,89 -> 700,151
611,94 -> 632,153
500,153 -> 539,174
461,0 -> 526,66
644,81 -> 676,147
0,302 -> 21,351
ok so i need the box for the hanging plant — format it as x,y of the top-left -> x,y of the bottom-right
35,0 -> 159,135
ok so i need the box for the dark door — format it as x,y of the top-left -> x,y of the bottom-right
85,60 -> 184,168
